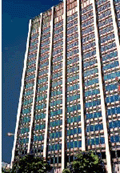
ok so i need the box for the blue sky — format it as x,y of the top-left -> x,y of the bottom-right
2,0 -> 61,163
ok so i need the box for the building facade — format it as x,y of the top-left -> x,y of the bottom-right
11,0 -> 120,172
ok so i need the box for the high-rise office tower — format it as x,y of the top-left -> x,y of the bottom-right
11,0 -> 120,172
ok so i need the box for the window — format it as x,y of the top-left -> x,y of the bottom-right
23,98 -> 33,105
22,117 -> 30,123
104,71 -> 120,81
50,109 -> 62,117
67,75 -> 79,83
103,61 -> 119,71
50,120 -> 62,127
85,78 -> 98,86
84,59 -> 97,68
26,74 -> 35,81
83,50 -> 96,59
20,127 -> 29,134
102,51 -> 117,61
24,90 -> 33,96
50,99 -> 62,107
82,26 -> 94,35
36,104 -> 46,110
67,104 -> 81,113
67,84 -> 79,92
67,115 -> 81,123
84,68 -> 98,78
35,113 -> 45,120
35,124 -> 45,130
38,77 -> 47,84
22,108 -> 31,114
109,120 -> 120,129
86,111 -> 102,119
67,94 -> 80,102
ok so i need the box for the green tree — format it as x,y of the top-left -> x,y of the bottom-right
11,154 -> 52,173
62,169 -> 71,173
2,168 -> 11,173
63,151 -> 106,173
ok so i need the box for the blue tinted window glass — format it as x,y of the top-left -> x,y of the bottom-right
100,137 -> 105,144
117,107 -> 120,114
115,135 -> 119,142
78,141 -> 81,147
96,138 -> 99,145
74,141 -> 78,148
85,78 -> 98,86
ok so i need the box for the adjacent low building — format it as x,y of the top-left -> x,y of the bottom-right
2,162 -> 10,170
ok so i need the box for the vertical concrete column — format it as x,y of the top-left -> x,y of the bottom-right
62,0 -> 67,171
43,6 -> 54,159
28,13 -> 43,153
109,0 -> 120,64
77,0 -> 86,151
92,0 -> 112,172
11,19 -> 32,167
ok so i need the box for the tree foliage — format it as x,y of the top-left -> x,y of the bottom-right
2,168 -> 11,173
62,169 -> 71,173
63,151 -> 106,173
11,154 -> 52,173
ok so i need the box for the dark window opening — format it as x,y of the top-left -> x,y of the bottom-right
111,151 -> 115,158
66,155 -> 69,162
117,150 -> 120,157
59,157 -> 61,163
70,156 -> 73,162
51,158 -> 53,164
55,157 -> 57,163
101,152 -> 106,159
